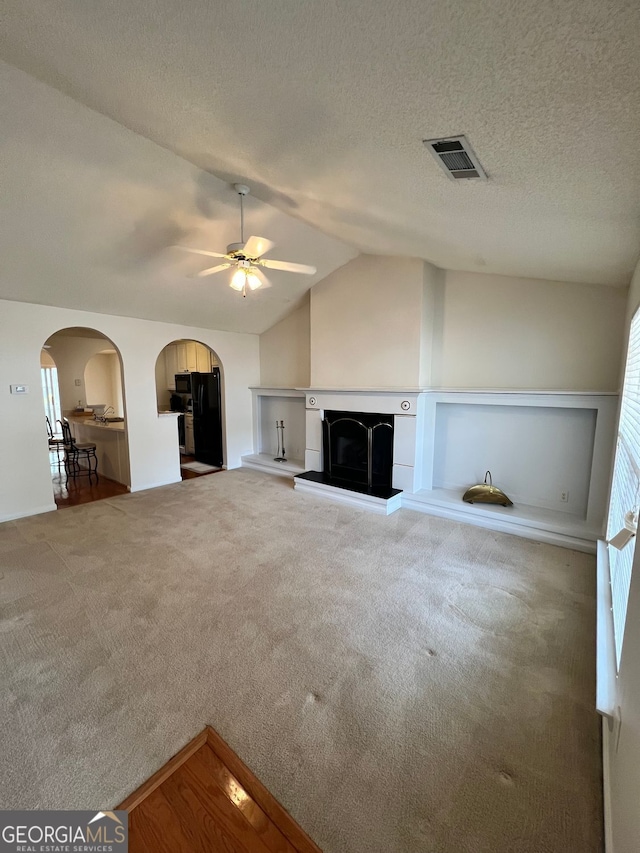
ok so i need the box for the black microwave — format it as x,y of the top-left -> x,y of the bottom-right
175,373 -> 192,394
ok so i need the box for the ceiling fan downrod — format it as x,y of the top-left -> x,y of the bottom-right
234,183 -> 250,247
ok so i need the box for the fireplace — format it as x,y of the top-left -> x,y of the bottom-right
323,409 -> 394,491
294,409 -> 399,499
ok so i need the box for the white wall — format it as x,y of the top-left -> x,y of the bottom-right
85,352 -> 122,416
303,257 -> 625,392
0,299 -> 259,522
310,254 -> 425,388
436,271 -> 626,390
605,255 -> 640,853
260,293 -> 310,388
420,262 -> 446,386
45,336 -> 115,414
155,352 -> 171,411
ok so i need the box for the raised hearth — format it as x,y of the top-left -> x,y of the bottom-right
294,471 -> 402,515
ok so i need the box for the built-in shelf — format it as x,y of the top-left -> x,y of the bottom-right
242,453 -> 305,478
247,385 -> 617,550
403,487 -> 601,552
247,388 -> 306,479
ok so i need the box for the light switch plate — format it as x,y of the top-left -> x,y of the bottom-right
10,384 -> 29,394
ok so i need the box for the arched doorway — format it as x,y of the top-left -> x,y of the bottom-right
155,339 -> 224,479
42,327 -> 130,507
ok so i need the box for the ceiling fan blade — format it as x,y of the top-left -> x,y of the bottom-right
242,235 -> 275,259
175,246 -> 228,259
260,259 -> 317,275
193,262 -> 232,278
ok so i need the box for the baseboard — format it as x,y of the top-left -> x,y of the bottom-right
129,478 -> 181,492
0,503 -> 57,523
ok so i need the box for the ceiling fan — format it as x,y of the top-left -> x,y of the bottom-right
176,184 -> 317,297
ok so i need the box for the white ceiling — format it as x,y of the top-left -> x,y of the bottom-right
0,61 -> 356,334
1,0 -> 639,289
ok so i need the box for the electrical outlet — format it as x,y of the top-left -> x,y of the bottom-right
560,490 -> 569,503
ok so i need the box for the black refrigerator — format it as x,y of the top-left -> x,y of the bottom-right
191,369 -> 223,467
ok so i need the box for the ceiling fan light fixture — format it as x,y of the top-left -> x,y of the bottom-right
230,267 -> 263,294
246,271 -> 262,290
230,268 -> 247,291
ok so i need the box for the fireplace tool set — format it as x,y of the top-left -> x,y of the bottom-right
274,420 -> 287,463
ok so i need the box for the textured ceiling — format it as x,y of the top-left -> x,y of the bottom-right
0,0 -> 640,284
1,0 -> 639,287
0,62 -> 356,334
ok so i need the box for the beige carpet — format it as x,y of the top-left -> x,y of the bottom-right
0,469 -> 602,852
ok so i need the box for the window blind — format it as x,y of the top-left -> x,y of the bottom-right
607,307 -> 640,668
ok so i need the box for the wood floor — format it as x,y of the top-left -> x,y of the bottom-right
119,726 -> 321,853
180,454 -> 224,480
50,451 -> 128,508
50,449 -> 220,506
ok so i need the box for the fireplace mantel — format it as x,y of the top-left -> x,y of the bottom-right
245,386 -> 618,551
296,387 -> 618,551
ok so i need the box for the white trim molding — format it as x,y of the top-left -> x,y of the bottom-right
597,539 -> 618,853
0,502 -> 57,523
597,540 -> 618,719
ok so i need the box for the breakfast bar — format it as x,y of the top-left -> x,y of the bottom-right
66,416 -> 130,487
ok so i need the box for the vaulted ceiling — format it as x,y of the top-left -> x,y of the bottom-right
1,0 -> 639,334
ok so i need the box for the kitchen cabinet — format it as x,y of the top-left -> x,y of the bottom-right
184,414 -> 195,454
186,342 -> 199,372
196,343 -> 212,372
164,342 -> 217,390
175,342 -> 189,372
165,345 -> 179,390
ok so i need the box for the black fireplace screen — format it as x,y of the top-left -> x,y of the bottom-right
323,410 -> 394,490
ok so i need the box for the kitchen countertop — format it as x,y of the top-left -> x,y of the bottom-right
157,411 -> 180,417
67,415 -> 126,432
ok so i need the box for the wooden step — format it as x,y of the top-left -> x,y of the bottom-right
118,726 -> 321,853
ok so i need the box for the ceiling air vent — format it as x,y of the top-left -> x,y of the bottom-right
423,135 -> 487,180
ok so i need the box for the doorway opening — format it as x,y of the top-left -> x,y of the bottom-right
42,327 -> 130,508
41,349 -> 62,432
155,340 -> 225,479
